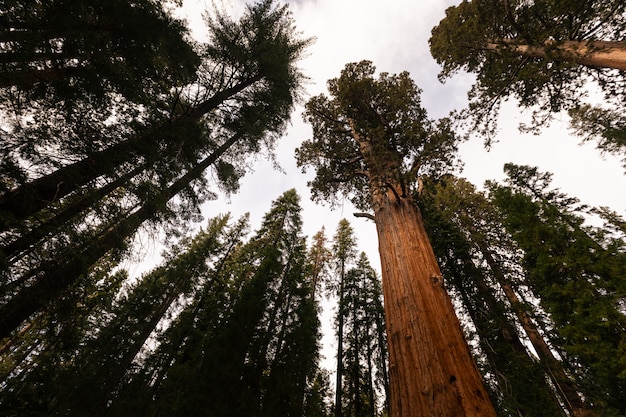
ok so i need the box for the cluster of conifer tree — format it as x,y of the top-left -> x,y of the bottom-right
420,168 -> 626,416
2,0 -> 626,416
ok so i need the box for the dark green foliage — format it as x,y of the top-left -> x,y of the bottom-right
419,177 -> 567,416
0,0 -> 310,340
0,0 -> 200,106
110,190 -> 320,417
0,214 -> 242,415
0,256 -> 127,416
1,190 -> 326,417
488,164 -> 626,415
296,60 -> 460,211
328,220 -> 388,417
429,0 -> 626,141
340,253 -> 388,417
568,104 -> 626,170
303,370 -> 333,417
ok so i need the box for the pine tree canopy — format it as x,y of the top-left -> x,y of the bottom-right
429,0 -> 626,142
0,0 -> 311,341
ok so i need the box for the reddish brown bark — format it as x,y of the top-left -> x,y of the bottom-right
485,39 -> 626,71
346,115 -> 496,416
372,190 -> 496,417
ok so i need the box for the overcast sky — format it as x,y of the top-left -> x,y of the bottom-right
174,0 -> 626,266
170,0 -> 626,368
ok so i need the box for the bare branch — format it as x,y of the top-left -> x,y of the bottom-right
385,181 -> 402,202
353,212 -> 375,221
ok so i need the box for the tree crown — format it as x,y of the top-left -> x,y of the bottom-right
296,60 -> 460,211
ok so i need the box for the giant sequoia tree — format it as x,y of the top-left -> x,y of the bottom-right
0,0 -> 310,340
429,0 -> 626,141
296,60 -> 496,417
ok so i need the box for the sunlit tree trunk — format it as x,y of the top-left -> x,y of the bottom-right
298,61 -> 498,417
368,191 -> 495,417
372,187 -> 495,417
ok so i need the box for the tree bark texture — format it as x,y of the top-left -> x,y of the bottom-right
485,39 -> 626,71
372,190 -> 496,417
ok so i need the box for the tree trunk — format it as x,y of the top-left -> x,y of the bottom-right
373,189 -> 496,417
476,241 -> 593,417
335,264 -> 345,417
450,260 -> 566,416
2,162 -> 146,264
485,39 -> 626,71
0,77 -> 258,228
374,305 -> 390,413
0,132 -> 242,339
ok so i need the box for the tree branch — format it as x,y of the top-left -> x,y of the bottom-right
385,181 -> 402,202
503,0 -> 534,44
353,212 -> 375,221
578,1 -> 624,40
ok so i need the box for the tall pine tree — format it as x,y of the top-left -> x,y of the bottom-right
488,164 -> 626,415
0,0 -> 311,340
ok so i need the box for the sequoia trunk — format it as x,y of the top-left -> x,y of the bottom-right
372,189 -> 496,417
485,39 -> 626,71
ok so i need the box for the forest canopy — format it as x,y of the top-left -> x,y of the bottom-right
1,1 -> 625,417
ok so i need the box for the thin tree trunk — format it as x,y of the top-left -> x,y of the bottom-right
2,162 -> 146,264
0,132 -> 243,339
372,189 -> 496,417
351,293 -> 362,417
147,242 -> 236,403
484,39 -> 626,71
335,264 -> 345,417
374,305 -> 390,413
477,241 -> 592,417
450,261 -> 566,416
0,76 -> 259,228
365,336 -> 376,417
362,273 -> 377,417
87,290 -> 182,413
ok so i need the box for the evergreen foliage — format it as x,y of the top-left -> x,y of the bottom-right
417,171 -> 626,416
0,190 -> 329,417
327,220 -> 388,417
420,176 -> 569,416
429,0 -> 626,142
0,0 -> 310,340
488,164 -> 626,415
1,2 -> 625,417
